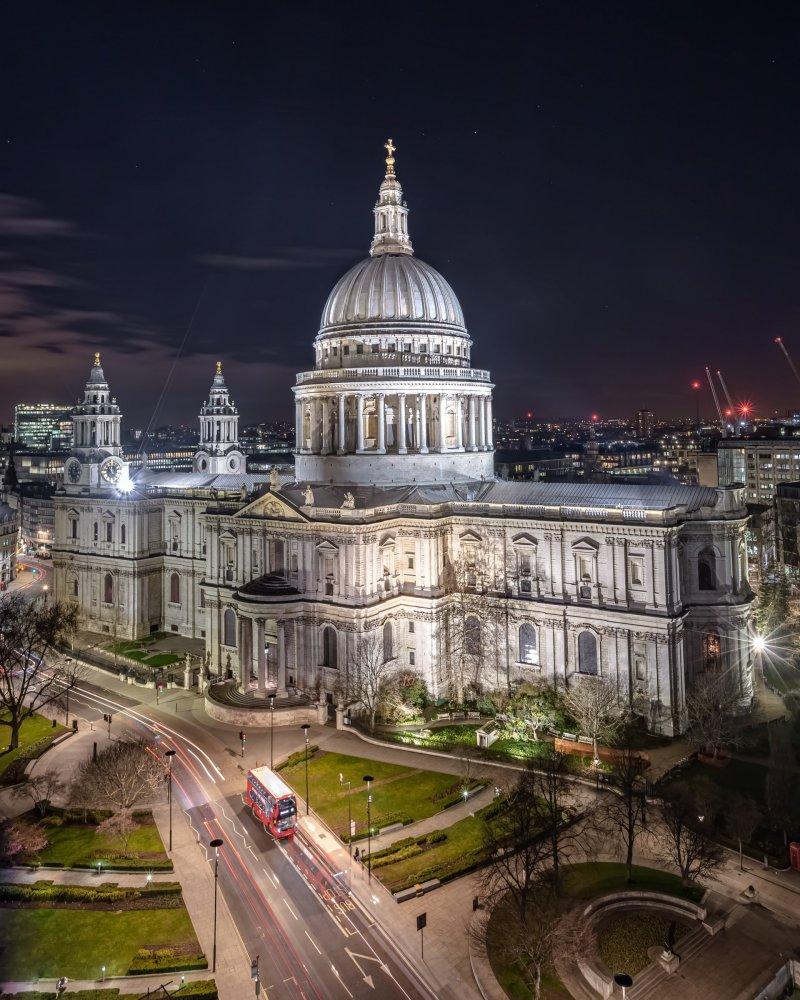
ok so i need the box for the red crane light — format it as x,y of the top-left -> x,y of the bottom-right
591,413 -> 599,422
691,380 -> 701,390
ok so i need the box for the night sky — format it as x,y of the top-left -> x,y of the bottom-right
3,2 -> 800,428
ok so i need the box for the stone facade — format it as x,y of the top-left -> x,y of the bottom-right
53,144 -> 756,734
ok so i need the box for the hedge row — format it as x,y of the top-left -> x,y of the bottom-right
0,984 -> 217,1000
0,880 -> 182,906
368,829 -> 447,867
276,745 -> 320,771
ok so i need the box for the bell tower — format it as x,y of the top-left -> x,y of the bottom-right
63,353 -> 129,491
194,362 -> 245,474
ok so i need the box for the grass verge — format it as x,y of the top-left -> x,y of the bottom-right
0,712 -> 68,785
279,750 -> 478,840
28,808 -> 172,871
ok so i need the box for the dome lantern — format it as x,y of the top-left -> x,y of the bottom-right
370,138 -> 413,258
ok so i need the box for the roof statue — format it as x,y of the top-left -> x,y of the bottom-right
303,485 -> 314,506
384,137 -> 396,176
94,351 -> 101,366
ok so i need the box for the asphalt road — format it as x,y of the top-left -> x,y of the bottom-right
62,673 -> 432,1000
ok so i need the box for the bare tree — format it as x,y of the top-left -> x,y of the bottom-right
76,738 -> 161,811
441,551 -> 505,703
96,810 -> 137,852
11,768 -> 64,818
68,772 -> 96,824
479,769 -> 553,921
534,746 -> 582,888
685,671 -> 742,760
0,593 -> 80,750
606,743 -> 647,883
724,792 -> 762,871
563,675 -> 622,761
344,633 -> 395,732
658,783 -> 724,886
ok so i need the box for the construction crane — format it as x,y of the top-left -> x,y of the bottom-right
775,337 -> 800,391
716,370 -> 737,436
705,366 -> 727,437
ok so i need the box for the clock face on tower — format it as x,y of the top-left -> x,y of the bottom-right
99,457 -> 123,485
64,458 -> 82,484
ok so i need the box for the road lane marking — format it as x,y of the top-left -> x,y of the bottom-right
304,931 -> 322,954
282,896 -> 299,920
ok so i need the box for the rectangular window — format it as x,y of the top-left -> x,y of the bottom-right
356,344 -> 363,354
409,650 -> 416,666
343,345 -> 350,355
332,345 -> 338,355
372,344 -> 379,353
420,343 -> 428,354
408,621 -> 415,634
578,556 -> 592,581
70,519 -> 77,539
388,343 -> 395,352
407,555 -> 414,570
628,557 -> 644,587
635,656 -> 646,681
404,342 -> 411,352
105,522 -> 112,543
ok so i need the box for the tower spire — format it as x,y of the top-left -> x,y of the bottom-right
370,138 -> 413,257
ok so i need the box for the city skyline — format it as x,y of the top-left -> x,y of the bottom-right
3,3 -> 800,425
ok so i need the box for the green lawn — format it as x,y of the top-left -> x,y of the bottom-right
597,911 -> 690,976
279,750 -> 475,840
0,711 -> 68,783
31,810 -> 172,870
0,906 -> 204,978
560,862 -> 705,903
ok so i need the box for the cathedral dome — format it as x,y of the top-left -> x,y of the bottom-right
319,253 -> 466,336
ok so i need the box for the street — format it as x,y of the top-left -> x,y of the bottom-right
61,670 -> 433,1000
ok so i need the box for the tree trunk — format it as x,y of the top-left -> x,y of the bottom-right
8,720 -> 21,751
626,833 -> 634,883
738,838 -> 743,872
533,964 -> 542,1000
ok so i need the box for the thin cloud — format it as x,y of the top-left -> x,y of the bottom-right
198,247 -> 357,271
0,194 -> 76,237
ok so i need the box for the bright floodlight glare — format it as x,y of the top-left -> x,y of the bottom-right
117,476 -> 133,494
752,635 -> 766,652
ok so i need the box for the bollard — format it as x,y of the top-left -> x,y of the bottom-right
92,741 -> 98,762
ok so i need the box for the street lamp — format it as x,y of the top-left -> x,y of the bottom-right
164,749 -> 176,852
363,774 -> 374,882
269,695 -> 275,770
209,837 -> 224,973
64,658 -> 72,726
301,723 -> 311,815
339,772 -> 353,861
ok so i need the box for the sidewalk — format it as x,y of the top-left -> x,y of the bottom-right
366,783 -> 497,852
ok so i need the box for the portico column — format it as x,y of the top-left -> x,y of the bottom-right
337,393 -> 347,454
486,397 -> 494,448
397,393 -> 407,453
356,393 -> 365,452
419,393 -> 428,453
276,625 -> 288,696
256,619 -> 267,692
438,394 -> 447,451
320,397 -> 330,455
377,393 -> 386,453
468,395 -> 477,450
456,395 -> 464,450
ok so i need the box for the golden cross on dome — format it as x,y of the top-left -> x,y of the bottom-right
94,352 -> 101,366
216,360 -> 222,375
384,137 -> 396,174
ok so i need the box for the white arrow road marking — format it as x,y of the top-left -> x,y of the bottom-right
345,947 -> 390,979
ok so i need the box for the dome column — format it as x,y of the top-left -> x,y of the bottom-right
478,395 -> 486,449
486,397 -> 494,449
456,396 -> 464,451
337,394 -> 347,454
377,393 -> 386,453
398,394 -> 407,454
295,402 -> 302,451
321,398 -> 331,455
468,395 -> 477,451
356,394 -> 366,452
438,394 -> 447,452
419,393 -> 429,453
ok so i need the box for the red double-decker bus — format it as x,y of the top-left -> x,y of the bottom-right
245,766 -> 297,839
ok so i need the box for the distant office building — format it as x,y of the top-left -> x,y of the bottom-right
14,403 -> 73,452
12,483 -> 56,556
718,438 -> 800,503
0,501 -> 18,588
634,409 -> 655,439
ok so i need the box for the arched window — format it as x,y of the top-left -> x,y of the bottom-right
170,572 -> 180,604
578,630 -> 598,675
103,573 -> 113,605
322,626 -> 338,669
383,620 -> 394,662
120,523 -> 126,545
465,615 -> 481,656
698,547 -> 717,591
223,608 -> 237,647
519,623 -> 538,665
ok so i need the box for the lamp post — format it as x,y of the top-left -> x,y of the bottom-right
269,695 -> 275,770
363,774 -> 374,882
64,657 -> 72,726
301,723 -> 311,815
210,837 -> 224,973
164,749 -> 176,852
340,772 -> 352,859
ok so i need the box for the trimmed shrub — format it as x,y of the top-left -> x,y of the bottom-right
277,746 -> 320,771
175,981 -> 219,999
